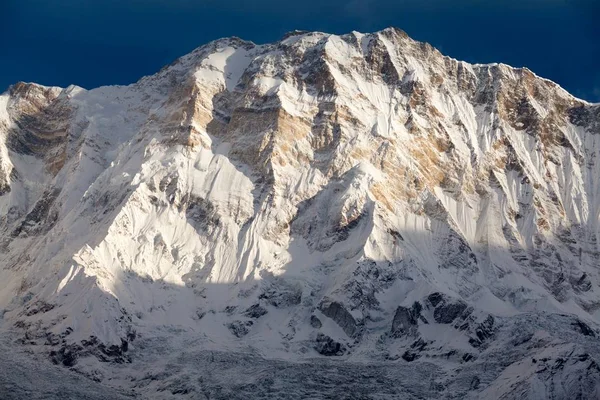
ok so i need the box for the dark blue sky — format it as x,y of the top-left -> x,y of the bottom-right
2,0 -> 599,102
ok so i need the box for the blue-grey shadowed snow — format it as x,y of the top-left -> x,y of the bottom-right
1,0 -> 599,102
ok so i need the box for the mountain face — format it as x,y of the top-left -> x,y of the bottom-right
1,28 -> 600,398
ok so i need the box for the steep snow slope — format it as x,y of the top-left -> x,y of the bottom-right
1,28 -> 600,398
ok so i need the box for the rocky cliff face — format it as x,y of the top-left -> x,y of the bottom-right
1,28 -> 600,398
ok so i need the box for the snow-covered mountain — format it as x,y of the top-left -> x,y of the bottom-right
1,28 -> 600,398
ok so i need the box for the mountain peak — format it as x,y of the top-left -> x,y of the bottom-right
1,28 -> 600,398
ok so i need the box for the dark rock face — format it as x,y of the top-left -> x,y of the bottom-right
476,316 -> 495,340
569,104 -> 600,135
391,302 -> 422,337
469,315 -> 495,348
401,350 -> 419,362
319,301 -> 358,338
427,292 -> 468,324
11,188 -> 61,238
310,315 -> 322,329
227,320 -> 253,338
259,278 -> 302,308
434,301 -> 468,324
6,83 -> 71,151
49,335 -> 132,366
511,332 -> 534,347
244,304 -> 268,319
343,258 -> 397,311
0,171 -> 10,196
572,320 -> 595,337
97,339 -> 129,360
23,300 -> 55,316
388,293 -> 497,362
50,344 -> 79,367
314,333 -> 345,356
427,292 -> 444,308
411,338 -> 428,352
179,193 -> 221,234
469,376 -> 480,390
